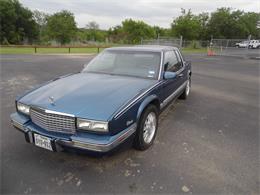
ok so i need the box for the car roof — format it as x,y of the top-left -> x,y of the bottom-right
105,45 -> 179,52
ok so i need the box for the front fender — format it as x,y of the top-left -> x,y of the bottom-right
136,95 -> 159,121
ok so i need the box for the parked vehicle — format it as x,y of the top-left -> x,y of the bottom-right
10,46 -> 192,153
235,40 -> 249,48
248,40 -> 260,49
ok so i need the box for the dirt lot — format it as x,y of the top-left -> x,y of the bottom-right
1,54 -> 259,194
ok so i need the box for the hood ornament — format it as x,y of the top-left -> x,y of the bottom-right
48,96 -> 55,106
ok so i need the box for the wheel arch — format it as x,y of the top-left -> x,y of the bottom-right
136,95 -> 160,121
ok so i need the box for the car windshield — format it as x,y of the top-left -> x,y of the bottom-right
82,50 -> 161,79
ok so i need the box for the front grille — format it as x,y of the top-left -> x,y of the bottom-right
30,107 -> 76,134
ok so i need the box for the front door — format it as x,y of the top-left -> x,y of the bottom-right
159,50 -> 184,107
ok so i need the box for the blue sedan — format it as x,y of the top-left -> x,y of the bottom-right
10,45 -> 192,153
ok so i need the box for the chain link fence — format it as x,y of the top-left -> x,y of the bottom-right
141,37 -> 209,49
182,40 -> 210,48
209,38 -> 259,58
141,37 -> 182,48
140,37 -> 259,58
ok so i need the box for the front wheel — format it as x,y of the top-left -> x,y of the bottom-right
133,105 -> 158,150
179,77 -> 191,100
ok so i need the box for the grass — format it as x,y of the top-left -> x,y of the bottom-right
181,48 -> 207,53
0,46 -> 207,54
0,47 -> 105,54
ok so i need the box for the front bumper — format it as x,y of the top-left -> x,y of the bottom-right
10,112 -> 136,152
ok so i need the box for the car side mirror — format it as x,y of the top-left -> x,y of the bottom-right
164,71 -> 176,80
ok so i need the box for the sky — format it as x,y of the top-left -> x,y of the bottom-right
20,0 -> 260,30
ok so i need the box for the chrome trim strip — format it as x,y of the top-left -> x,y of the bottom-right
158,51 -> 164,80
11,119 -> 24,131
45,109 -> 75,117
57,123 -> 137,152
114,82 -> 163,119
30,106 -> 75,117
160,80 -> 187,109
175,66 -> 185,75
175,49 -> 185,64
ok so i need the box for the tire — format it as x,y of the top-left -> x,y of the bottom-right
133,105 -> 158,151
179,77 -> 191,100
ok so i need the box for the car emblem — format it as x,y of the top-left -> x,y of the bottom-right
48,96 -> 55,106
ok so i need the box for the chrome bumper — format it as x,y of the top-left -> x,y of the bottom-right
55,125 -> 136,152
10,112 -> 136,152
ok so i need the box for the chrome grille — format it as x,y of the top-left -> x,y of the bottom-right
30,107 -> 76,134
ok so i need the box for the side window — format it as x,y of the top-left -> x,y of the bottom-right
164,51 -> 182,72
175,51 -> 183,70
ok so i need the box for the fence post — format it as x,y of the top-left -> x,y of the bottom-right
68,47 -> 70,53
247,34 -> 251,49
34,46 -> 37,53
226,40 -> 229,49
180,36 -> 183,48
97,47 -> 100,53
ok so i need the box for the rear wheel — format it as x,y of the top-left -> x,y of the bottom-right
133,105 -> 158,150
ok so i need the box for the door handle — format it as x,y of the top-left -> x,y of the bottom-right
178,73 -> 184,77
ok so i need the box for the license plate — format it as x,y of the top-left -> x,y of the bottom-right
34,134 -> 53,151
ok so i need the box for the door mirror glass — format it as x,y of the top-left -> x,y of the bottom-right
164,71 -> 176,80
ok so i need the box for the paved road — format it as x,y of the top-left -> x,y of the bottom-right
1,54 -> 259,194
213,47 -> 260,59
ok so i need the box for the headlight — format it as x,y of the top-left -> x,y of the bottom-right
17,102 -> 30,115
77,118 -> 108,132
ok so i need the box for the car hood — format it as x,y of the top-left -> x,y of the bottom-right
20,73 -> 157,121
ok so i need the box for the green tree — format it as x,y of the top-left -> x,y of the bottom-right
0,0 -> 38,44
122,19 -> 156,44
153,26 -> 171,37
207,8 -> 238,39
171,9 -> 202,40
33,10 -> 49,44
206,8 -> 260,39
46,10 -> 77,45
197,12 -> 209,40
77,28 -> 107,43
238,12 -> 260,38
108,25 -> 127,43
85,21 -> 99,41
